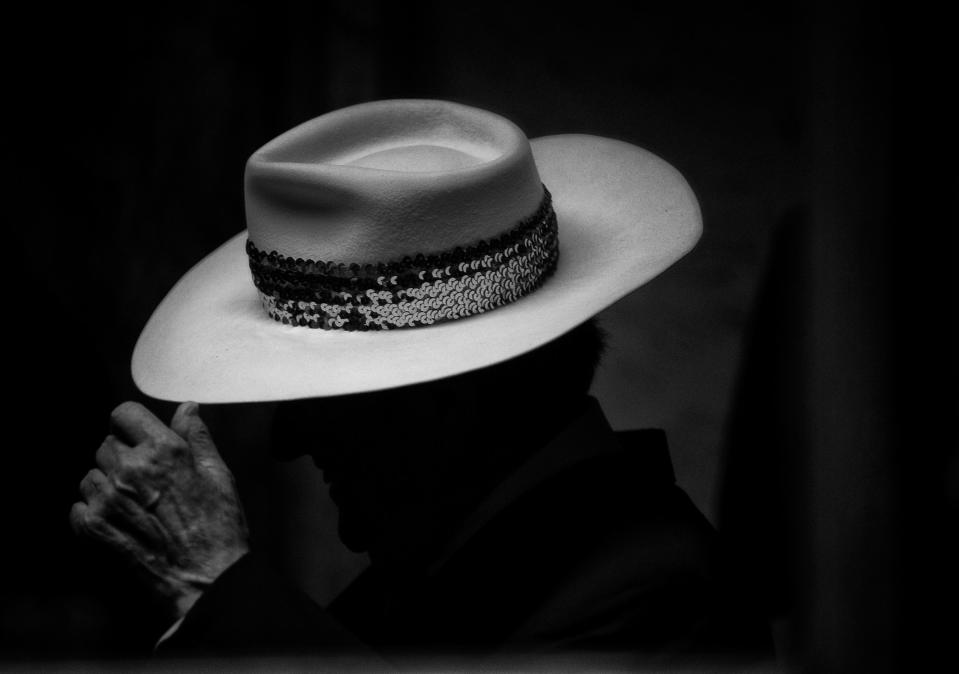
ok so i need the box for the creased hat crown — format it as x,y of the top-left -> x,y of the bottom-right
132,97 -> 702,401
244,99 -> 546,263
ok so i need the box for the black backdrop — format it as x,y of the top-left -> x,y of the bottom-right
1,1 -> 954,670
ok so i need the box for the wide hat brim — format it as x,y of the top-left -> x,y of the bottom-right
132,134 -> 702,403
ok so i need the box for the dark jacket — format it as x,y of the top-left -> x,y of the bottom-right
160,398 -> 771,666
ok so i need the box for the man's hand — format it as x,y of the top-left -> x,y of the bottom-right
71,401 -> 250,620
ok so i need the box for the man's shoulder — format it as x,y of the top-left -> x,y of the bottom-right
502,443 -> 718,647
405,431 -> 719,649
488,429 -> 716,584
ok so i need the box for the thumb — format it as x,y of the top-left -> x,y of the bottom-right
170,402 -> 221,461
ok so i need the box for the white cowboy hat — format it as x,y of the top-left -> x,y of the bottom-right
132,99 -> 701,403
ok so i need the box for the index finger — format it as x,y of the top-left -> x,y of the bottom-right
95,434 -> 128,473
109,401 -> 180,447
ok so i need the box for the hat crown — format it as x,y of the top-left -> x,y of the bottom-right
244,100 -> 546,263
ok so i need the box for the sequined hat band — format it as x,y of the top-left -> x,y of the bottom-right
246,186 -> 559,331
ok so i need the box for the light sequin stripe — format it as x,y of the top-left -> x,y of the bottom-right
248,186 -> 558,330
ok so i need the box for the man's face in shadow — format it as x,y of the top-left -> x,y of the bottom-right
269,378 -> 487,569
266,321 -> 598,570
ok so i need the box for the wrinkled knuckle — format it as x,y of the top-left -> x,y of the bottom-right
114,461 -> 145,484
79,470 -> 106,500
100,435 -> 122,457
140,438 -> 173,466
191,425 -> 211,442
80,468 -> 98,485
98,474 -> 122,502
85,514 -> 114,541
99,483 -> 120,507
86,498 -> 109,524
137,435 -> 157,455
163,436 -> 190,458
69,503 -> 87,533
95,441 -> 110,462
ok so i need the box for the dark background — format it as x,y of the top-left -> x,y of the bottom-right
1,1 -> 954,671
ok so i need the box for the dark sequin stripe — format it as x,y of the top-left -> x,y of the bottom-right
247,186 -> 559,330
